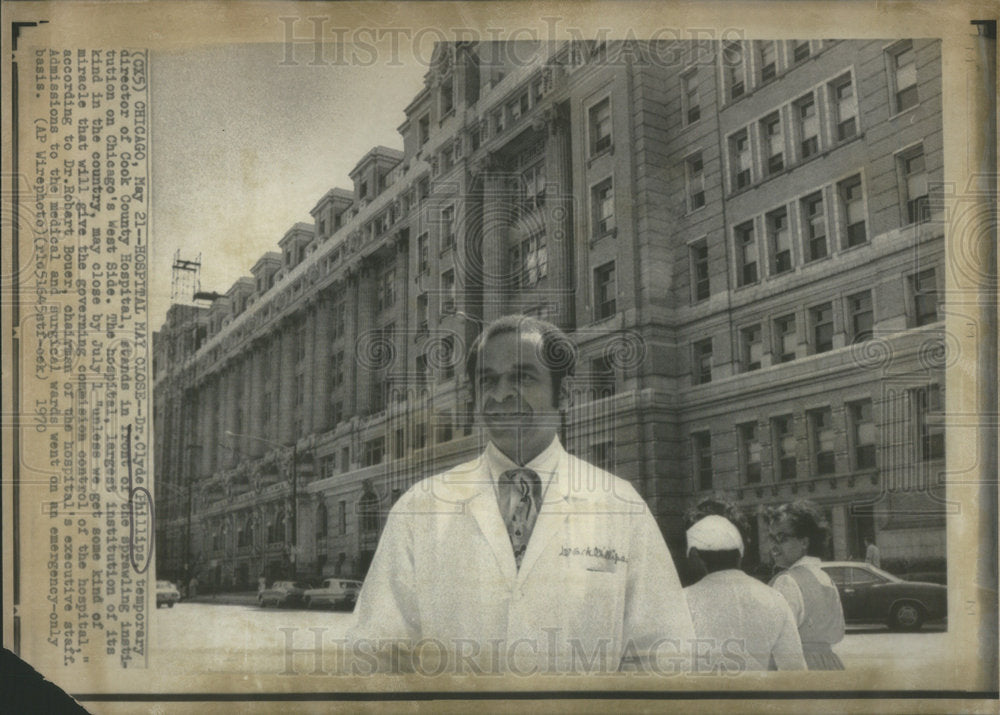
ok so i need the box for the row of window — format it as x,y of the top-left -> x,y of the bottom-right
692,384 -> 944,491
418,168 -> 615,261
204,507 -> 290,552
202,492 -> 379,549
718,70 -> 860,198
315,498 -> 376,539
682,40 -> 826,125
720,40 -> 829,106
427,74 -> 558,167
358,408 -> 475,467
687,147 -> 931,302
691,268 -> 938,384
681,39 -> 918,118
424,253 -> 612,327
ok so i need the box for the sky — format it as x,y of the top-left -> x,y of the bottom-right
150,43 -> 428,328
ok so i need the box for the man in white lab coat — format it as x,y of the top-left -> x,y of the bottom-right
348,315 -> 694,675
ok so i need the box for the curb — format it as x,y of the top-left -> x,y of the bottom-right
183,592 -> 261,606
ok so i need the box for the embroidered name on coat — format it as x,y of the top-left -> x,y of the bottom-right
558,546 -> 629,564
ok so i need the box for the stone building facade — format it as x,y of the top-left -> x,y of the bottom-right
154,39 -> 945,590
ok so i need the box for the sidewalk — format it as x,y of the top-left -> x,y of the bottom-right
184,591 -> 260,606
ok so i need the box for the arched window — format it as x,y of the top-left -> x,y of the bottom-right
237,512 -> 252,547
358,491 -> 380,535
269,509 -> 285,543
316,502 -> 328,539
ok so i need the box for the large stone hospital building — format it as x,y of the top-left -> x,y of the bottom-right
154,39 -> 946,589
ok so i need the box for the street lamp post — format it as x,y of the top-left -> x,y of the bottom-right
225,431 -> 299,578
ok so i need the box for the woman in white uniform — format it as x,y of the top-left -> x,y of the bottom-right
763,500 -> 846,670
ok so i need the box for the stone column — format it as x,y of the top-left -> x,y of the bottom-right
311,290 -> 332,432
222,363 -> 238,464
199,381 -> 213,476
480,163 -> 507,322
394,234 -> 410,406
279,319 -> 298,445
345,268 -> 360,417
540,103 -> 574,329
207,378 -> 220,473
250,340 -> 266,458
355,259 -> 375,416
302,305 -> 317,435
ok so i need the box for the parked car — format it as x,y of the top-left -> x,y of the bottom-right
820,561 -> 947,631
257,580 -> 310,608
303,579 -> 363,610
156,580 -> 181,608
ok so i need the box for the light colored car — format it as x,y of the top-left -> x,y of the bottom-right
303,579 -> 363,610
257,580 -> 310,608
156,580 -> 181,608
820,561 -> 947,631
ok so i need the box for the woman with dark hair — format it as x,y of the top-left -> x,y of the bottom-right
763,500 -> 846,670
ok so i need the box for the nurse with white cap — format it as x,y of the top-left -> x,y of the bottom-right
684,515 -> 807,672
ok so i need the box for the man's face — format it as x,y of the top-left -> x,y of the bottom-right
476,330 -> 559,463
767,516 -> 809,569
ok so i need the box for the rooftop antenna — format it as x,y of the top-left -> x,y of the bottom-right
171,249 -> 202,305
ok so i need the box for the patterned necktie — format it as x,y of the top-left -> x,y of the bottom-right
498,468 -> 542,569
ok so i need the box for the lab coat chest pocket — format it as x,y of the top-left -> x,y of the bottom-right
551,518 -> 628,634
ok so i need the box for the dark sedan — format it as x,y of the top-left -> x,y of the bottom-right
820,561 -> 947,631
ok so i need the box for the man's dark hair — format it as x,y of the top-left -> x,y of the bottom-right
465,314 -> 576,407
696,548 -> 742,573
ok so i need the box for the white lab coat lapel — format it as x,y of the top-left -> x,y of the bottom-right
447,459 -> 518,583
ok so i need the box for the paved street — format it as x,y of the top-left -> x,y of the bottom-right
152,602 -> 949,679
152,601 -> 355,676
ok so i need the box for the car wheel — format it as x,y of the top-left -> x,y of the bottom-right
890,601 -> 925,631
167,602 -> 174,608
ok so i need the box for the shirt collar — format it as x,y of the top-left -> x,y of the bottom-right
790,555 -> 821,569
483,435 -> 563,490
702,568 -> 744,579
